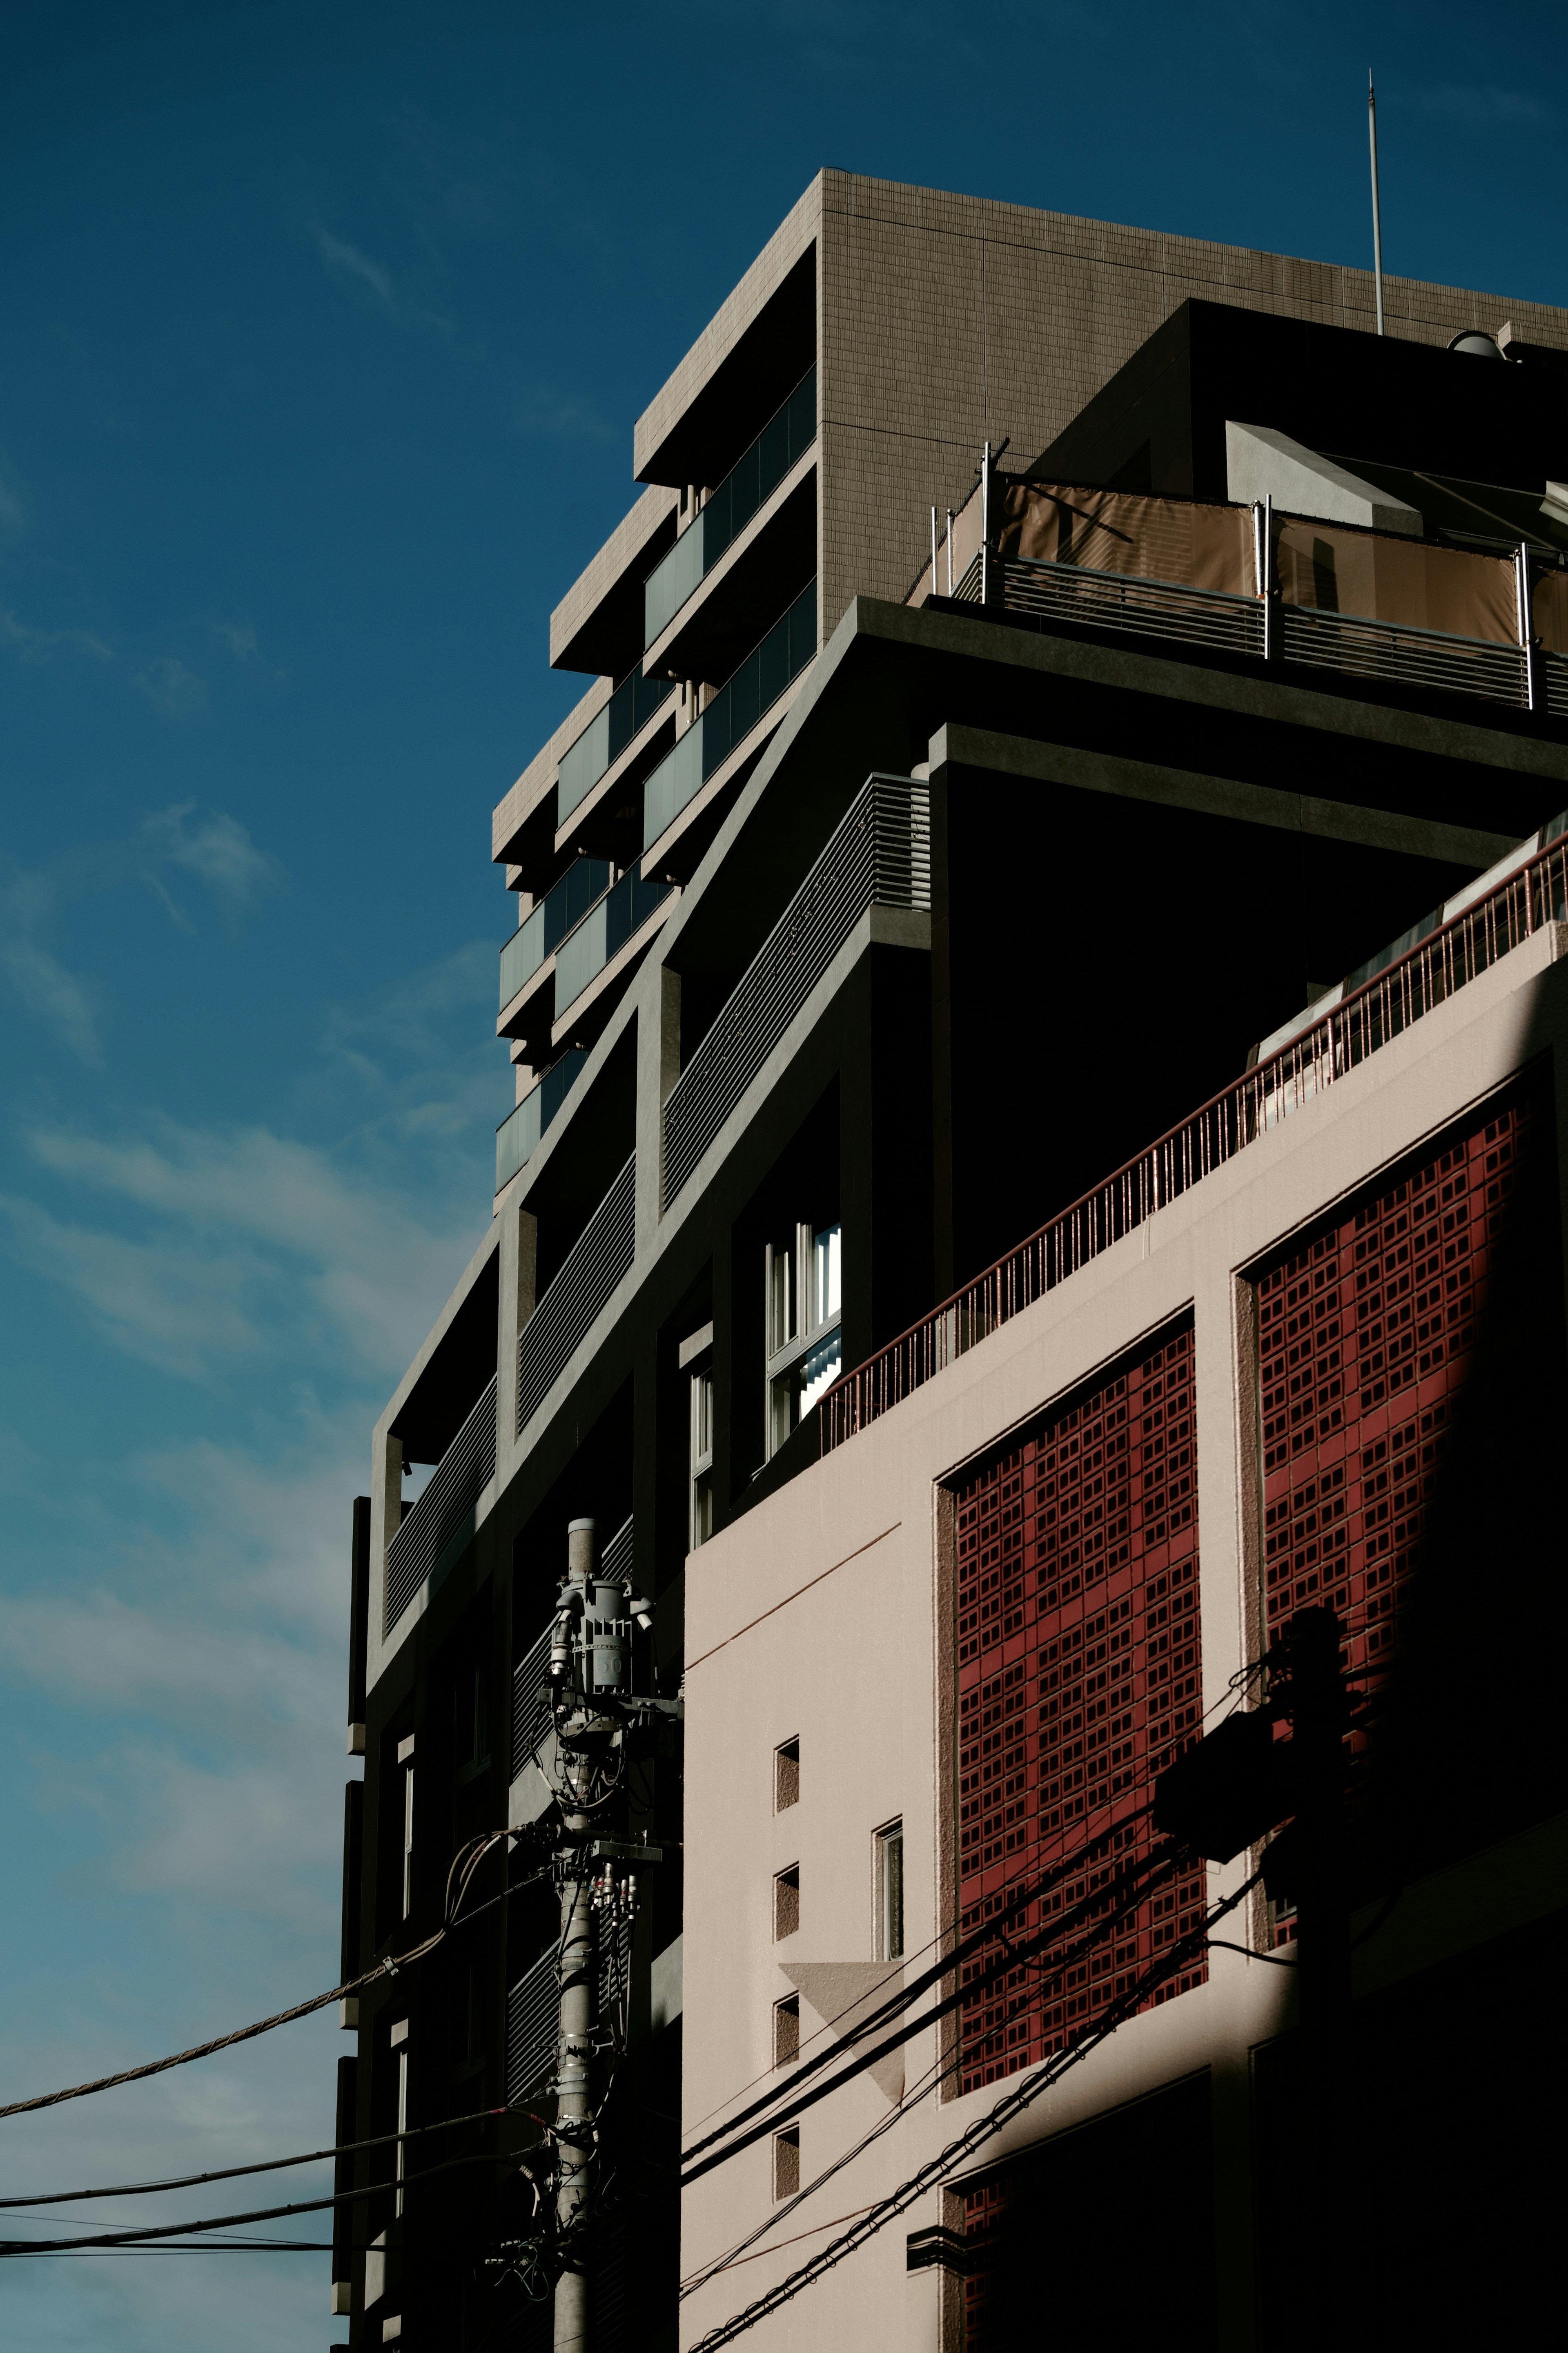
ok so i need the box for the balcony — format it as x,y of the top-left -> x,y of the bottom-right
517,1155 -> 637,1437
643,368 -> 816,649
662,774 -> 931,1208
384,1374 -> 498,1636
642,582 -> 816,857
557,662 -> 675,825
499,858 -> 610,1019
495,1050 -> 588,1193
554,867 -> 677,1030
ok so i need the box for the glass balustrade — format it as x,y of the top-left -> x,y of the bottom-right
495,1049 -> 588,1191
498,857 -> 611,1010
557,665 -> 675,822
643,368 -> 816,648
555,868 -> 675,1016
642,581 -> 816,851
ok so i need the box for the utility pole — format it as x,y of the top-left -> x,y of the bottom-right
1368,70 -> 1386,336
546,1518 -> 663,2353
1278,1604 -> 1354,2347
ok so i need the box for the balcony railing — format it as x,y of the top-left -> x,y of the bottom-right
643,368 -> 817,648
642,582 -> 817,852
557,666 -> 675,824
384,1375 -> 498,1635
1001,551 -> 1568,711
1003,555 -> 1265,661
517,1154 -> 637,1436
508,1918 -> 634,2104
499,859 -> 610,1009
495,1050 -> 587,1192
555,869 -> 675,1017
662,775 -> 931,1208
820,812 -> 1568,1452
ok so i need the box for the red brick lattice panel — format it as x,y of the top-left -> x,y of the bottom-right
953,1326 -> 1207,2099
1257,1092 -> 1534,1943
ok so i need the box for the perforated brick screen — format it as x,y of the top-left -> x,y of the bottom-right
1256,1088 -> 1541,1941
953,1323 -> 1206,2095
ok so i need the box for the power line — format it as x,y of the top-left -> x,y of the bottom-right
0,1831 -> 542,2126
0,2149 -> 518,2259
0,2098 -> 515,2210
681,1802 -> 1160,2171
686,1869 -> 1263,2353
682,1838 -> 1184,2188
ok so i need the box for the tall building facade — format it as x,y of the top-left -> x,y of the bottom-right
333,171 -> 1568,2351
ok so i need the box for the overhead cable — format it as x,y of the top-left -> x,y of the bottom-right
0,1830 -> 532,2125
682,1837 -> 1184,2187
685,1867 -> 1264,2352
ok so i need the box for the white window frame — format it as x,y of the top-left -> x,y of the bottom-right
764,1220 -> 842,1457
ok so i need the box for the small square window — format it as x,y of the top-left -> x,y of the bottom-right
774,1737 -> 800,1812
774,1865 -> 800,1941
773,2125 -> 800,2200
773,1995 -> 800,2068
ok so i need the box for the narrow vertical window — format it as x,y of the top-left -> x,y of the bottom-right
398,1733 -> 416,1919
773,2125 -> 800,2199
391,2019 -> 410,2217
875,1820 -> 904,1962
690,1365 -> 714,1548
774,1737 -> 800,1811
773,1995 -> 800,2067
773,1865 -> 800,1941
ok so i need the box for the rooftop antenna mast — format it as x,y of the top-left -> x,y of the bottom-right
1368,69 -> 1385,336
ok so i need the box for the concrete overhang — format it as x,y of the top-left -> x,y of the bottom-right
550,482 -> 679,678
493,673 -> 610,879
1226,420 -> 1423,536
633,204 -> 817,488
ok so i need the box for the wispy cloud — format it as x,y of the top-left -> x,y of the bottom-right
143,802 -> 285,905
0,606 -> 116,667
2,604 -> 210,718
7,1113 -> 482,1380
0,866 -> 101,1062
131,653 -> 208,720
312,225 -> 454,338
514,382 -> 617,443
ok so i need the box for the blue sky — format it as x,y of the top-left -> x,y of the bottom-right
0,2 -> 1563,2344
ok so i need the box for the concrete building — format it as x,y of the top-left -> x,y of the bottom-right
333,170 -> 1568,2352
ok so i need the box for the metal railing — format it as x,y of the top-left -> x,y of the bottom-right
517,1155 -> 637,1436
511,1620 -> 555,1782
557,666 -> 675,823
507,1943 -> 559,2104
499,858 -> 610,1010
641,581 -> 816,852
495,1050 -> 588,1193
384,1376 -> 498,1635
507,1922 -> 634,2106
555,871 -> 675,1017
1002,555 -> 1265,660
644,368 -> 816,647
821,825 -> 1568,1451
998,552 -> 1568,716
662,776 -> 932,1208
1275,600 -> 1526,705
